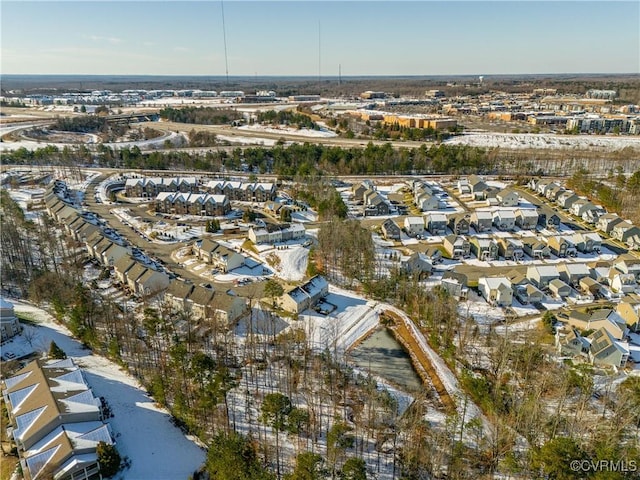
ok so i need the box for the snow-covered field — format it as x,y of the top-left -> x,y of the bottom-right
238,124 -> 337,138
260,245 -> 309,281
445,132 -> 640,151
7,300 -> 206,479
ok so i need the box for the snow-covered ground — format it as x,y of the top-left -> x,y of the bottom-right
445,132 -> 640,151
260,245 -> 309,281
7,300 -> 206,479
237,124 -> 337,138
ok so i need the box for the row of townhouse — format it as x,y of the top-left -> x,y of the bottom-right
412,181 -> 441,211
280,275 -> 329,313
164,281 -> 247,324
155,192 -> 230,217
204,180 -> 277,202
2,359 -> 115,480
125,176 -> 199,197
529,179 -> 607,225
597,213 -> 640,250
248,223 -> 305,244
193,239 -> 247,272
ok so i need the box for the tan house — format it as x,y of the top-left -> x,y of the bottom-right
281,276 -> 329,313
443,235 -> 470,259
134,269 -> 170,297
195,239 -> 246,272
113,254 -> 137,285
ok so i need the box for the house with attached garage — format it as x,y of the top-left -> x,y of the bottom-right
597,213 -> 623,235
579,276 -> 605,298
381,219 -> 401,241
570,198 -> 595,217
522,238 -> 551,259
613,254 -> 640,280
443,235 -> 470,259
164,280 -> 195,312
527,265 -> 560,288
467,175 -> 489,200
493,210 -> 516,231
557,191 -> 580,210
509,270 -> 544,304
515,209 -> 539,230
194,239 -> 246,272
558,263 -> 591,287
546,185 -> 566,202
441,271 -> 468,299
135,268 -> 170,297
404,217 -> 425,237
497,238 -> 524,261
537,207 -> 561,229
100,242 -> 129,268
588,328 -> 629,368
401,252 -> 432,279
549,279 -> 572,298
572,232 -> 602,253
609,270 -> 636,294
425,212 -> 447,235
582,205 -> 606,224
496,188 -> 519,207
469,237 -> 498,261
113,254 -> 136,285
616,294 -> 640,332
415,192 -> 440,211
470,210 -> 493,232
281,275 -> 329,313
447,213 -> 471,235
547,236 -> 577,258
364,191 -> 391,216
478,276 -> 513,307
556,327 -> 590,357
457,178 -> 470,194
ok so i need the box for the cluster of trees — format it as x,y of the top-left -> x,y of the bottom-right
256,110 -> 319,130
159,106 -> 242,124
368,124 -> 459,142
291,181 -> 347,221
51,116 -> 109,133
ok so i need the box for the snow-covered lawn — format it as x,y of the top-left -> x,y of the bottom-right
260,245 -> 309,281
7,300 -> 206,479
237,124 -> 337,138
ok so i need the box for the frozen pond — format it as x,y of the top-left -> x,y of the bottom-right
349,328 -> 422,393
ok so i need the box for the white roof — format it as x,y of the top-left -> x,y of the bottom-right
404,217 -> 424,226
529,265 -> 560,277
480,276 -> 511,290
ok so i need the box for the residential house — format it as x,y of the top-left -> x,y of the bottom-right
424,247 -> 443,264
194,239 -> 246,272
579,277 -> 604,298
113,255 -> 136,285
211,292 -> 248,324
558,263 -> 591,287
616,294 -> 640,331
557,191 -> 580,210
549,279 -> 572,298
457,178 -> 470,195
478,277 -> 513,307
401,253 -> 433,279
556,328 -> 590,357
469,237 -> 498,261
496,189 -> 519,207
100,243 -> 129,268
470,210 -> 493,232
611,221 -> 639,243
425,213 -> 447,236
570,198 -> 595,218
352,182 -> 369,202
364,191 -> 391,216
514,283 -> 544,305
447,213 -> 471,235
468,175 -> 489,200
561,308 -> 628,340
572,232 -> 602,253
443,235 -> 471,259
404,217 -> 425,237
597,213 -> 623,235
522,238 -> 551,259
609,270 -> 636,294
164,280 -> 195,312
537,207 -> 561,229
248,223 -> 305,244
588,328 -> 630,368
538,180 -> 559,197
493,210 -> 516,231
497,238 -> 524,261
415,192 -> 440,211
441,271 -> 468,299
280,275 -> 329,313
0,298 -> 21,342
381,219 -> 401,241
547,236 -> 577,258
613,254 -> 640,280
125,263 -> 149,293
545,185 -> 566,202
134,269 -> 170,297
582,206 -> 606,224
186,285 -> 216,320
515,209 -> 539,230
526,265 -> 560,288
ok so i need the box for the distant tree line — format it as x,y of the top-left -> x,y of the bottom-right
256,110 -> 319,130
159,106 -> 242,124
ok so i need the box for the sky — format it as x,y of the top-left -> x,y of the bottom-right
1,1 -> 639,76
